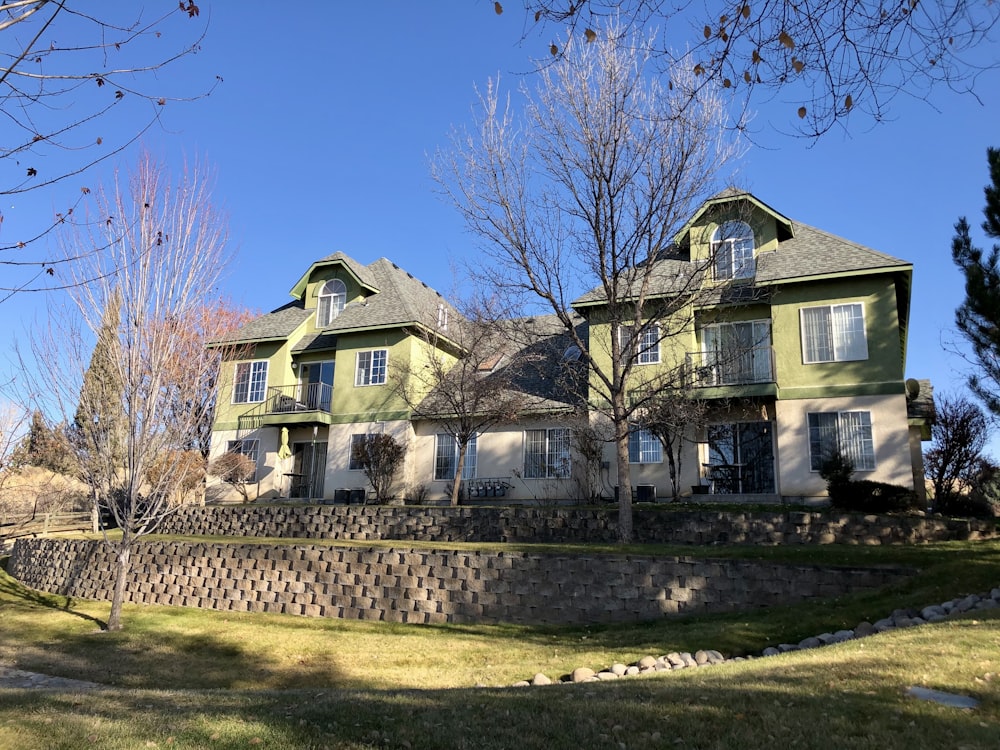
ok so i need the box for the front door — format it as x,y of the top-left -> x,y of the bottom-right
290,441 -> 328,498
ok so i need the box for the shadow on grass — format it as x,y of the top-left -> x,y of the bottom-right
0,630 -> 997,750
0,555 -> 107,630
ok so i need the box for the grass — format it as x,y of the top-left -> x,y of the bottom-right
1,539 -> 999,748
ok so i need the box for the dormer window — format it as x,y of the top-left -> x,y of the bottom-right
317,279 -> 346,327
712,221 -> 755,281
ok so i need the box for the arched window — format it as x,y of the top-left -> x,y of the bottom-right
317,279 -> 346,327
712,221 -> 755,281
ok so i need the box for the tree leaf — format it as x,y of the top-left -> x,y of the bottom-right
584,28 -> 596,43
751,49 -> 762,64
550,43 -> 558,56
792,58 -> 804,73
779,30 -> 795,49
494,1 -> 503,15
723,78 -> 732,88
742,4 -> 751,19
704,25 -> 712,39
844,94 -> 853,111
743,70 -> 752,83
797,105 -> 807,118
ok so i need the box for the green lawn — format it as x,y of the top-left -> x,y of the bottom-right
1,539 -> 999,749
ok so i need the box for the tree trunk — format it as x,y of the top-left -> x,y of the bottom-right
106,542 -> 132,631
615,430 -> 633,543
451,443 -> 468,507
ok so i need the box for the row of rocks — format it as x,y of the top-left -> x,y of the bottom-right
511,587 -> 1000,687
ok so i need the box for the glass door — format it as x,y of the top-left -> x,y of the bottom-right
299,361 -> 334,412
291,441 -> 328,498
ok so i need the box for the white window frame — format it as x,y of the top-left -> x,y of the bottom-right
701,320 -> 773,385
434,433 -> 477,481
232,361 -> 268,404
712,221 -> 755,281
348,433 -> 368,471
523,428 -> 571,479
619,324 -> 660,365
355,349 -> 388,386
808,411 -> 876,472
226,439 -> 259,481
317,279 -> 347,327
800,302 -> 868,364
628,426 -> 662,464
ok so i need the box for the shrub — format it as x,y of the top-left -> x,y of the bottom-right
828,479 -> 921,514
935,491 -> 997,519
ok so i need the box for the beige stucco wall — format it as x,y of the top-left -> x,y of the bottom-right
774,393 -> 913,499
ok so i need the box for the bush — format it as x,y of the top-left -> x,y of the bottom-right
934,492 -> 996,519
827,478 -> 921,514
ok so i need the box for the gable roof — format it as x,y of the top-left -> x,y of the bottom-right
288,251 -> 381,300
210,253 -> 466,350
675,188 -> 794,246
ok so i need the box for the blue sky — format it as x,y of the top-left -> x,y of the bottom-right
3,2 -> 1000,451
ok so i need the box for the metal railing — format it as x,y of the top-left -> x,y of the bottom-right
265,383 -> 333,414
685,345 -> 775,387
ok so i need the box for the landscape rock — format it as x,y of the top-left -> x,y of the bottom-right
531,673 -> 552,686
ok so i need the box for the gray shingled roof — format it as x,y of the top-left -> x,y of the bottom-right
573,213 -> 909,307
321,257 -> 464,333
755,222 -> 908,283
207,301 -> 311,346
313,251 -> 381,291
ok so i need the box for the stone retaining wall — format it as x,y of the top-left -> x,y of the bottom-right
155,504 -> 993,546
8,538 -> 912,626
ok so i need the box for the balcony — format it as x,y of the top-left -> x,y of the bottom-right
685,346 -> 776,393
259,383 -> 334,427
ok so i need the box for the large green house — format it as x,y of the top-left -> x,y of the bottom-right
208,190 -> 931,504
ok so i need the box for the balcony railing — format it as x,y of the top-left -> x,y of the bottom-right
685,346 -> 775,388
264,383 -> 333,415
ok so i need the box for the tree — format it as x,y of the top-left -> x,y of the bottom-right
924,392 -> 993,506
394,316 -> 528,505
351,434 -> 406,505
435,25 -> 740,541
18,409 -> 76,475
0,1 -> 216,298
952,147 -> 1000,418
208,450 -> 257,504
637,391 -> 710,501
26,151 -> 229,630
508,1 -> 1000,136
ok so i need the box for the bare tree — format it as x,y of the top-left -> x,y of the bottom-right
351,434 -> 406,505
509,1 -> 1000,136
24,151 -> 229,630
0,1 -> 216,298
435,24 -> 740,541
394,317 -> 526,505
637,391 -> 710,501
207,451 -> 256,504
924,391 -> 993,506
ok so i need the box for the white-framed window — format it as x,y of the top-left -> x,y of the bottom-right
524,428 -> 571,479
712,221 -> 755,281
808,411 -> 875,471
355,349 -> 388,386
701,320 -> 773,385
348,433 -> 368,471
619,324 -> 660,364
226,439 -> 259,481
317,279 -> 347,327
800,303 -> 868,364
628,426 -> 662,464
434,433 -> 477,481
232,361 -> 268,404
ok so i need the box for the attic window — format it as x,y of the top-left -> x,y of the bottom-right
317,279 -> 347,327
712,221 -> 755,281
477,353 -> 503,372
437,303 -> 448,331
563,345 -> 582,361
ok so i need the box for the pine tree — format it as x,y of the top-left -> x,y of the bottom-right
952,148 -> 1000,417
73,289 -> 126,490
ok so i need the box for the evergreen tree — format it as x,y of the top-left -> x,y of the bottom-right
73,289 -> 126,491
952,147 -> 1000,418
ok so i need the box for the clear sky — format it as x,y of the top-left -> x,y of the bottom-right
3,2 -> 1000,451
